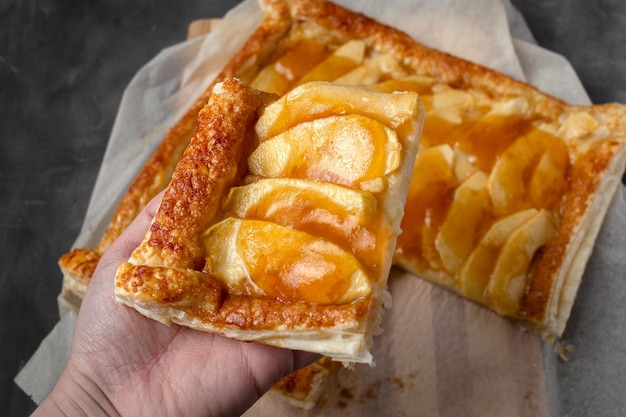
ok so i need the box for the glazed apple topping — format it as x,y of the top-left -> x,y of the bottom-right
237,36 -> 582,315
201,81 -> 420,305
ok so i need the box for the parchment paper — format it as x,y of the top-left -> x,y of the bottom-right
16,1 -> 625,416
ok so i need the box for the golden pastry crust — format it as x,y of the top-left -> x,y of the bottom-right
518,139 -> 626,332
129,80 -> 272,270
270,357 -> 339,410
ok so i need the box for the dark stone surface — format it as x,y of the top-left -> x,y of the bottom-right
511,0 -> 626,105
1,1 -> 624,415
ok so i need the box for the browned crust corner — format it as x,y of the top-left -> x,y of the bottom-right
129,79 -> 275,269
519,139 -> 626,323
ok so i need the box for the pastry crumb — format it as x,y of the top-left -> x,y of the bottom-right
554,340 -> 574,362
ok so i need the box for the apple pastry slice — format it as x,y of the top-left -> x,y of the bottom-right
114,79 -> 423,363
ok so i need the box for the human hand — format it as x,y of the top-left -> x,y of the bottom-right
35,194 -> 319,417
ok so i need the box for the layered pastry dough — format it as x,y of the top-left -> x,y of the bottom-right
270,357 -> 340,410
114,79 -> 423,363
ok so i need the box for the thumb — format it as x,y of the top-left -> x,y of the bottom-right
82,191 -> 164,307
94,191 -> 164,280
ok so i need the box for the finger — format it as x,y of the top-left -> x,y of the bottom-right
292,351 -> 323,371
100,190 -> 164,267
86,191 -> 164,297
79,191 -> 165,319
72,191 -> 166,365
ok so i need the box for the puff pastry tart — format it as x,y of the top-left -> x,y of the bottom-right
202,0 -> 625,341
114,78 -> 423,363
60,0 -> 626,346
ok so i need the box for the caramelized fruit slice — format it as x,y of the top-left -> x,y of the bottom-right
249,65 -> 290,96
458,209 -> 537,303
430,88 -> 475,124
224,178 -> 385,277
225,177 -> 377,243
453,147 -> 479,182
255,81 -> 420,141
421,114 -> 533,173
369,75 -> 435,95
295,40 -> 365,85
249,114 -> 401,192
250,39 -> 329,95
486,97 -> 531,118
225,178 -> 378,223
396,144 -> 458,270
435,170 -> 490,274
485,209 -> 558,315
333,54 -> 406,86
274,40 -> 329,82
203,218 -> 371,305
332,61 -> 382,86
488,129 -> 570,216
556,110 -> 600,140
528,145 -> 570,210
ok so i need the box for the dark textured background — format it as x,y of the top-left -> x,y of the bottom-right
1,0 -> 624,415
